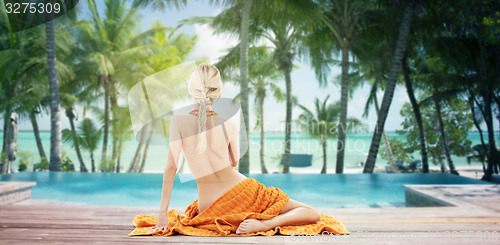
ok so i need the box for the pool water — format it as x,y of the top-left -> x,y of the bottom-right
0,172 -> 486,208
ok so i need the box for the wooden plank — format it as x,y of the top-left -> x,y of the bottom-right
0,235 -> 287,244
345,223 -> 500,232
1,232 -> 497,245
1,203 -> 499,244
0,223 -> 131,230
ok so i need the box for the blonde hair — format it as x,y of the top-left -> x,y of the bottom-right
188,64 -> 222,153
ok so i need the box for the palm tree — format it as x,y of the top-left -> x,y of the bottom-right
257,2 -> 322,173
78,118 -> 101,172
402,51 -> 429,173
324,0 -> 363,174
46,17 -> 62,171
248,49 -> 284,174
364,0 -> 417,173
419,89 -> 462,175
433,97 -> 459,175
0,10 -> 62,172
112,106 -> 133,173
62,107 -> 88,172
29,108 -> 48,162
128,123 -> 148,173
82,0 -> 178,171
297,96 -> 339,174
180,0 -> 255,173
59,51 -> 98,172
363,77 -> 400,173
351,6 -> 402,173
187,0 -> 320,173
252,80 -> 284,174
216,44 -> 284,174
83,0 -> 135,170
0,6 -> 75,171
303,0 -> 365,173
236,0 -> 255,174
122,21 -> 195,173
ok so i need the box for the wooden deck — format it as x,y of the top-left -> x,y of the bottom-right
0,203 -> 499,244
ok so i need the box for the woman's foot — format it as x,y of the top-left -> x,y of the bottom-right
236,219 -> 271,234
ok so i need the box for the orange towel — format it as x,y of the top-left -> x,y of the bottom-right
128,178 -> 350,236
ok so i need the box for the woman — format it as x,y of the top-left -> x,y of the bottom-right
129,64 -> 349,237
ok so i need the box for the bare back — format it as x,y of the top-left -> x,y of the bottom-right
171,114 -> 247,213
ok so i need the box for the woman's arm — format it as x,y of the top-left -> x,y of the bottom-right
149,118 -> 181,233
159,146 -> 178,213
160,118 -> 182,211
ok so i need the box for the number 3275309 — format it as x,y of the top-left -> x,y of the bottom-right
5,2 -> 61,14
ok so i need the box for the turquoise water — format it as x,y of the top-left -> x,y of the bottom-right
0,131 -> 494,173
0,172 -> 487,208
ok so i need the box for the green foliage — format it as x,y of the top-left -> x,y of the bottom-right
32,152 -> 74,172
33,157 -> 49,171
61,150 -> 75,172
16,151 -> 34,172
380,137 -> 414,164
78,118 -> 101,154
467,144 -> 500,166
18,163 -> 27,171
297,95 -> 340,140
99,157 -> 116,172
396,98 -> 473,165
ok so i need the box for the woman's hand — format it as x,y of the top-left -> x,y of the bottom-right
147,212 -> 169,234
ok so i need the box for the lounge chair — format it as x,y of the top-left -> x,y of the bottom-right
408,160 -> 422,172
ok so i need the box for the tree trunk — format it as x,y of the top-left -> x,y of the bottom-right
138,123 -> 154,173
100,75 -> 109,169
259,97 -> 268,174
29,109 -> 47,162
238,0 -> 254,174
468,92 -> 487,173
321,135 -> 327,174
90,151 -> 95,173
128,124 -> 147,173
481,85 -> 499,180
436,148 -> 447,173
46,19 -> 62,172
478,43 -> 499,181
434,99 -> 459,175
1,109 -> 11,174
336,45 -> 349,174
66,107 -> 88,172
109,77 -> 118,169
1,83 -> 13,160
373,95 -> 399,173
116,137 -> 123,173
1,108 -> 10,173
2,109 -> 9,154
364,2 -> 414,173
402,53 -> 429,173
282,65 -> 293,174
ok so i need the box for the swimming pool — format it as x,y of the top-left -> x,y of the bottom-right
0,172 -> 486,208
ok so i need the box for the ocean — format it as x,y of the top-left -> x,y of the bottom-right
0,131 -> 493,173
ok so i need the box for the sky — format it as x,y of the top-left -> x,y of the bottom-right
17,0 -> 429,133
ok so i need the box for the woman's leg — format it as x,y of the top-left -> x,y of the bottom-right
236,199 -> 321,234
